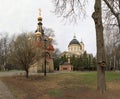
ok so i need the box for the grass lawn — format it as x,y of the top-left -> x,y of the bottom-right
1,71 -> 120,99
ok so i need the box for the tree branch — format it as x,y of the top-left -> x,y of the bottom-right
103,0 -> 118,17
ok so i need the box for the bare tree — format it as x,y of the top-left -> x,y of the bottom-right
103,0 -> 120,34
8,33 -> 35,78
103,0 -> 120,47
0,33 -> 9,70
103,24 -> 112,70
53,48 -> 61,58
43,27 -> 57,45
53,0 -> 87,23
92,0 -> 106,93
103,0 -> 120,71
103,0 -> 120,46
52,0 -> 106,92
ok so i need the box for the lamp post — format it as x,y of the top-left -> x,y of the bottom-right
44,38 -> 47,76
43,36 -> 54,76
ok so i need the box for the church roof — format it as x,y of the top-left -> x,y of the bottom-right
68,38 -> 80,46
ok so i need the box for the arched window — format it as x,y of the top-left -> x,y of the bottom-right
77,47 -> 80,51
68,47 -> 70,51
80,45 -> 82,50
74,47 -> 76,51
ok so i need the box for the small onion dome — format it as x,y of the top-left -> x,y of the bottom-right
38,16 -> 42,22
35,31 -> 41,37
47,44 -> 54,51
48,36 -> 53,41
80,41 -> 84,44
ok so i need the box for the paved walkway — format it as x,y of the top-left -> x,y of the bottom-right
0,80 -> 16,99
0,71 -> 22,99
0,70 -> 25,77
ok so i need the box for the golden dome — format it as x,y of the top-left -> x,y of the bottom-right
38,17 -> 42,21
35,31 -> 41,37
48,36 -> 53,41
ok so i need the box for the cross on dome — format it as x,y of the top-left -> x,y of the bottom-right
73,33 -> 76,39
39,8 -> 42,16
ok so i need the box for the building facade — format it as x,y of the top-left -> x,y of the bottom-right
60,35 -> 85,58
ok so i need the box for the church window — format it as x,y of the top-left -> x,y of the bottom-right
74,47 -> 76,51
68,48 -> 70,51
77,47 -> 79,51
80,45 -> 82,50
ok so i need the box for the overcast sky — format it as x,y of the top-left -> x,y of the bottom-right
0,0 -> 96,56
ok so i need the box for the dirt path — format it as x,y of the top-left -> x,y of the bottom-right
0,80 -> 16,99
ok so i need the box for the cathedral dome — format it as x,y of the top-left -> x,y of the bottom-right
68,38 -> 80,46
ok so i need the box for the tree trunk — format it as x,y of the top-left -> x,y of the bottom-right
113,55 -> 116,71
92,0 -> 106,93
25,69 -> 29,78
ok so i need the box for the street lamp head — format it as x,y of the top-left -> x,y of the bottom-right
35,31 -> 41,37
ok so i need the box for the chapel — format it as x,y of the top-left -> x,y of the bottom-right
29,9 -> 54,73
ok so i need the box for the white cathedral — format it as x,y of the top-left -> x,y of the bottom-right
60,35 -> 85,58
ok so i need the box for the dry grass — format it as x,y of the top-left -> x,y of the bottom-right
1,72 -> 120,99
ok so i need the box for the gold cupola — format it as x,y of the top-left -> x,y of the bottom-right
49,35 -> 53,42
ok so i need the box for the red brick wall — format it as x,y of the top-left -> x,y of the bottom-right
59,65 -> 73,71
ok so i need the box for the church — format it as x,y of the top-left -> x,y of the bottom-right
60,35 -> 85,58
29,9 -> 54,73
59,35 -> 85,71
